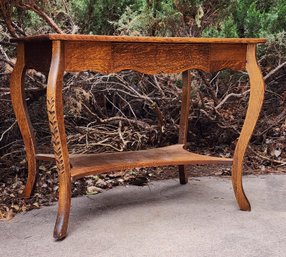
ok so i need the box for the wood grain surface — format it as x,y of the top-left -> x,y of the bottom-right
178,71 -> 192,184
23,41 -> 248,74
11,33 -> 266,44
70,144 -> 232,179
65,41 -> 247,73
232,44 -> 265,211
10,43 -> 38,198
46,41 -> 71,240
10,34 -> 266,240
36,144 -> 232,180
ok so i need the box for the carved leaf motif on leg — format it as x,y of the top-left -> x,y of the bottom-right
47,97 -> 65,174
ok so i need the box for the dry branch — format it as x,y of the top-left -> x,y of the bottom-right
0,0 -> 64,38
16,2 -> 64,34
0,1 -> 18,37
215,89 -> 250,110
264,61 -> 286,81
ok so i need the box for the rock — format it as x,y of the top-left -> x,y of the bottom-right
86,186 -> 102,195
95,179 -> 107,188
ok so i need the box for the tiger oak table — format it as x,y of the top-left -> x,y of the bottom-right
10,34 -> 266,240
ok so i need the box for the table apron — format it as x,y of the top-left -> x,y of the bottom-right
24,41 -> 247,74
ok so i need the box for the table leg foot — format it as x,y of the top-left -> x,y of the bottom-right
21,164 -> 38,198
53,176 -> 71,241
232,164 -> 251,211
179,165 -> 188,184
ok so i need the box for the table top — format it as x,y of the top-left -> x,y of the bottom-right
12,34 -> 266,44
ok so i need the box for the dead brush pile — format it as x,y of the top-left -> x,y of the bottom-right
1,49 -> 286,219
0,1 -> 286,220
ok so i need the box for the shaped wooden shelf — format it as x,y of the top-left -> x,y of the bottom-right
36,144 -> 232,179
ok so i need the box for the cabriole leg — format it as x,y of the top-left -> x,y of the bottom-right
10,43 -> 37,198
46,41 -> 71,240
178,70 -> 192,184
232,44 -> 265,211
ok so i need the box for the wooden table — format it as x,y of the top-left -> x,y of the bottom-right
10,34 -> 266,240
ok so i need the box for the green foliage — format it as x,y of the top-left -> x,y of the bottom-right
202,17 -> 238,38
232,0 -> 271,37
271,0 -> 286,32
112,0 -> 206,36
12,7 -> 44,32
23,11 -> 44,29
258,31 -> 286,66
111,0 -> 286,39
111,0 -> 182,36
202,0 -> 286,38
4,0 -> 286,40
69,0 -> 139,34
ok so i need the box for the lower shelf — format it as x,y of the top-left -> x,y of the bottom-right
36,144 -> 232,179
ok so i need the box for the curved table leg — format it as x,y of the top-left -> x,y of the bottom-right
178,70 -> 191,184
232,44 -> 265,211
46,41 -> 71,240
10,43 -> 37,198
